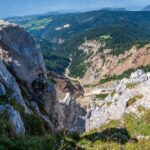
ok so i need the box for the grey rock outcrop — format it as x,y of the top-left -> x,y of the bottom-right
30,101 -> 56,132
0,20 -> 46,113
0,20 -> 150,135
0,104 -> 25,136
54,93 -> 86,133
86,103 -> 109,131
85,70 -> 150,131
46,72 -> 86,133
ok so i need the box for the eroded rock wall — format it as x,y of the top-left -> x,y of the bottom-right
0,20 -> 86,136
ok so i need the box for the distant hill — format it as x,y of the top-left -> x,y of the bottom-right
142,5 -> 150,11
101,7 -> 127,11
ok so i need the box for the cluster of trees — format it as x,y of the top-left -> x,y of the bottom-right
100,65 -> 150,84
43,50 -> 70,75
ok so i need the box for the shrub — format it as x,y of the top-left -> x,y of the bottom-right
23,114 -> 46,136
111,91 -> 116,97
95,93 -> 109,100
137,106 -> 146,113
127,97 -> 137,107
0,133 -> 82,150
0,111 -> 11,136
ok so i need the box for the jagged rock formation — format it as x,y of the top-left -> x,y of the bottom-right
0,20 -> 86,136
86,70 -> 150,131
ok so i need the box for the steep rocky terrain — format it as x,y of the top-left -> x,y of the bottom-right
142,5 -> 150,11
0,20 -> 86,138
85,70 -> 150,130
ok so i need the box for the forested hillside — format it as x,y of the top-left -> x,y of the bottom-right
7,10 -> 150,77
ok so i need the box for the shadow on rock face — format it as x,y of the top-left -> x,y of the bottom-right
82,128 -> 134,145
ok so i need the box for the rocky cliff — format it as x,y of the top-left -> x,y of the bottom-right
0,20 -> 85,136
85,70 -> 150,131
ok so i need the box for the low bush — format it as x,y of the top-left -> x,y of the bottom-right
95,93 -> 109,100
126,83 -> 138,89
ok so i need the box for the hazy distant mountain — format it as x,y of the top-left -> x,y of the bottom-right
101,7 -> 127,11
142,5 -> 150,11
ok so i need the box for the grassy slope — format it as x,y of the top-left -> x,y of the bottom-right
1,110 -> 150,150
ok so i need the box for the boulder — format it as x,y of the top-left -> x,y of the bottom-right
116,78 -> 129,94
147,72 -> 150,82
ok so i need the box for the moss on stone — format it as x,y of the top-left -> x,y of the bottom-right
126,83 -> 138,89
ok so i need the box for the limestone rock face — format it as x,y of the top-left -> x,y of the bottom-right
6,105 -> 26,136
0,20 -> 86,135
48,72 -> 86,133
85,70 -> 150,131
86,104 -> 109,131
0,20 -> 48,136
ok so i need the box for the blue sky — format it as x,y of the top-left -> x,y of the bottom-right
0,0 -> 150,18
